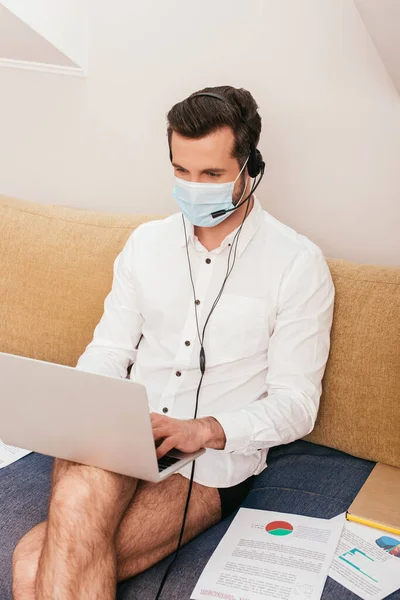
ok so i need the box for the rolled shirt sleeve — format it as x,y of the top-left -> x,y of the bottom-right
75,232 -> 144,379
213,246 -> 335,455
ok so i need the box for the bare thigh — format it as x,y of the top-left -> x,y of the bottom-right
114,472 -> 222,581
12,468 -> 221,588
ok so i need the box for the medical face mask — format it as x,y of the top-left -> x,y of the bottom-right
172,158 -> 249,227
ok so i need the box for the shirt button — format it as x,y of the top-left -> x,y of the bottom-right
185,340 -> 191,346
176,371 -> 182,377
205,258 -> 211,264
195,299 -> 200,305
162,407 -> 168,413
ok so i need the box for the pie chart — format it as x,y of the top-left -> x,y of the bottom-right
265,520 -> 294,536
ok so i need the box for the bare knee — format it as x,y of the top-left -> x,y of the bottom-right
12,522 -> 47,595
13,522 -> 47,564
49,476 -> 109,542
51,474 -> 95,513
12,551 -> 37,592
49,465 -> 138,538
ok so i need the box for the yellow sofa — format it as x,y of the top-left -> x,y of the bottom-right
1,193 -> 400,599
1,193 -> 399,467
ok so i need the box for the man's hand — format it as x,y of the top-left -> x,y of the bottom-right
151,413 -> 227,460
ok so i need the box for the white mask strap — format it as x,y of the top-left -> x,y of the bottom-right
234,155 -> 250,184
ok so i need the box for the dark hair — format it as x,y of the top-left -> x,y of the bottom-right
167,85 -> 262,166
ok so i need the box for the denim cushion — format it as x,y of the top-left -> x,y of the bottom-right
1,441 -> 399,600
118,441 -> 400,600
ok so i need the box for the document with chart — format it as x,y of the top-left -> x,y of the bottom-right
191,507 -> 345,600
329,516 -> 400,600
0,438 -> 32,468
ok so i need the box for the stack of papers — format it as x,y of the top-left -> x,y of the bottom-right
191,509 -> 400,600
0,439 -> 32,468
330,516 -> 400,600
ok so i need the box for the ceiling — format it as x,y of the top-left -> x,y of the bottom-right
0,4 -> 76,67
355,0 -> 400,94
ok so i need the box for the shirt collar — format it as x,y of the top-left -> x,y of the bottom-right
178,196 -> 263,258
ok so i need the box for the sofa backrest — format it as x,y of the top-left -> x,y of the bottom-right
0,195 -> 159,367
303,259 -> 400,467
1,195 -> 400,467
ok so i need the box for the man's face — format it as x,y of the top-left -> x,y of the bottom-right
171,126 -> 247,204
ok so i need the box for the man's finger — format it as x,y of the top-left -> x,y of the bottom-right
150,412 -> 170,423
152,426 -> 173,440
156,436 -> 177,460
150,413 -> 162,425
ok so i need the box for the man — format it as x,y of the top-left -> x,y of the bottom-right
12,86 -> 334,599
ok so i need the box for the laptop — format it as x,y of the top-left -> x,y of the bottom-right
0,352 -> 204,482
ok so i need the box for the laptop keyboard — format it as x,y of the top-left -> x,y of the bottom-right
158,454 -> 181,472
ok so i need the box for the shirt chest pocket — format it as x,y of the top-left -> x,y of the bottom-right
204,294 -> 268,366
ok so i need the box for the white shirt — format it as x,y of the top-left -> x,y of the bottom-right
76,198 -> 335,488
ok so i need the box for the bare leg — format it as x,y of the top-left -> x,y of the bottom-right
35,458 -> 137,600
12,522 -> 47,600
12,468 -> 221,598
113,471 -> 221,580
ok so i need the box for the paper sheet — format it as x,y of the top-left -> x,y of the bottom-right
329,515 -> 400,600
0,438 -> 32,469
191,507 -> 344,600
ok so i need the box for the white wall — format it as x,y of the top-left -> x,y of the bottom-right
0,0 -> 399,266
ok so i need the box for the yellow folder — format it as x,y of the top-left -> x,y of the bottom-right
346,462 -> 400,537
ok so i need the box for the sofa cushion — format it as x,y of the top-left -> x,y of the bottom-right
0,441 -> 388,600
305,259 -> 400,468
117,441 -> 379,600
1,194 -> 399,467
0,194 -> 161,368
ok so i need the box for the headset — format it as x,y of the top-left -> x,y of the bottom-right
155,92 -> 265,599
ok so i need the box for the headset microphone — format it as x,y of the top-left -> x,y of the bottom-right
211,160 -> 265,219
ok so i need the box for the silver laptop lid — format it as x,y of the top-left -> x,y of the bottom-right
0,352 -> 160,481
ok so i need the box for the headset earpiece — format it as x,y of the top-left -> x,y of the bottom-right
247,147 -> 265,178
